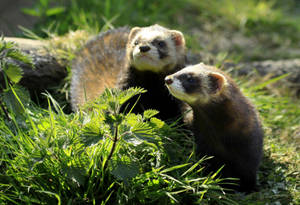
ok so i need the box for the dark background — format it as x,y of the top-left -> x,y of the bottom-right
0,0 -> 37,36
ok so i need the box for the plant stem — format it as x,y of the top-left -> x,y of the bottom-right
104,122 -> 119,170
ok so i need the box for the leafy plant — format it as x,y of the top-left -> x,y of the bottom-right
0,37 -> 33,120
22,0 -> 185,35
0,88 -> 234,204
0,37 -> 33,85
22,0 -> 65,20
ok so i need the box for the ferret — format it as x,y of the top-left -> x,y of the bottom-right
71,24 -> 186,121
165,63 -> 263,192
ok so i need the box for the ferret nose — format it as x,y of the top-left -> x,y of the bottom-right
165,76 -> 173,85
139,45 -> 151,52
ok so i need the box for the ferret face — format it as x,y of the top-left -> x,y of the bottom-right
127,25 -> 185,73
165,63 -> 228,105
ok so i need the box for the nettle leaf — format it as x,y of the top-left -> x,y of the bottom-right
81,122 -> 106,146
63,166 -> 87,188
111,161 -> 139,184
81,132 -> 104,146
124,136 -> 144,146
4,64 -> 23,83
7,49 -> 33,66
143,109 -> 159,120
149,117 -> 165,129
0,38 -> 13,53
0,38 -> 33,66
131,121 -> 154,135
117,87 -> 146,105
0,37 -> 34,86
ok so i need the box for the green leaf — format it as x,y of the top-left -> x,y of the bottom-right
143,109 -> 159,119
63,166 -> 86,187
21,8 -> 41,17
181,157 -> 208,177
7,49 -> 33,66
159,163 -> 191,174
40,0 -> 49,8
4,64 -> 23,83
117,87 -> 146,105
46,7 -> 66,16
111,161 -> 139,183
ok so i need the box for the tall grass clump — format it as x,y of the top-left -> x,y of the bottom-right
0,86 -> 236,204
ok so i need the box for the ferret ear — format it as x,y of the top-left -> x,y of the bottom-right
170,30 -> 185,47
128,27 -> 141,42
208,72 -> 227,94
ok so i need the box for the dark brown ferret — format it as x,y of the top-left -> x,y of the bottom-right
165,63 -> 263,192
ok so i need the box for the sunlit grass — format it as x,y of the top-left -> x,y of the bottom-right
1,0 -> 300,204
0,88 -> 236,204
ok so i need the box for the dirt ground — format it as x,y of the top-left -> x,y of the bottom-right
0,0 -> 37,36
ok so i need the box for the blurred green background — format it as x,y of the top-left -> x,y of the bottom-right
1,0 -> 300,61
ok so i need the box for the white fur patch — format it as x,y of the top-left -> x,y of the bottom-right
130,30 -> 177,73
166,78 -> 198,104
166,63 -> 229,105
132,45 -> 162,72
138,30 -> 167,41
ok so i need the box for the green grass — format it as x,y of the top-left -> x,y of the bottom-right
22,0 -> 300,61
1,0 -> 300,204
0,88 -> 236,204
233,80 -> 300,204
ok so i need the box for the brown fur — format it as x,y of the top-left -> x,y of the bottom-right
71,25 -> 186,121
165,63 -> 263,192
71,27 -> 130,109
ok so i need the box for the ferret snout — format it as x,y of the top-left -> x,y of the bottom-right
139,45 -> 151,52
164,76 -> 173,85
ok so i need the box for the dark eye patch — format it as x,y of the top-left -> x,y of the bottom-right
177,73 -> 201,94
158,41 -> 166,48
151,39 -> 165,47
187,75 -> 195,83
151,39 -> 168,59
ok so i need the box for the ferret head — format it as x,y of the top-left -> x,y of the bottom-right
126,24 -> 185,73
165,63 -> 229,105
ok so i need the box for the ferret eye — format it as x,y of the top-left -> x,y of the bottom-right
158,41 -> 166,48
134,40 -> 139,45
187,77 -> 195,83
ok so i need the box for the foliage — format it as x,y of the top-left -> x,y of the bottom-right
22,0 -> 185,36
0,37 -> 33,85
22,0 -> 300,61
3,0 -> 299,204
229,77 -> 300,205
0,37 -> 33,120
0,88 -> 235,204
186,0 -> 299,38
